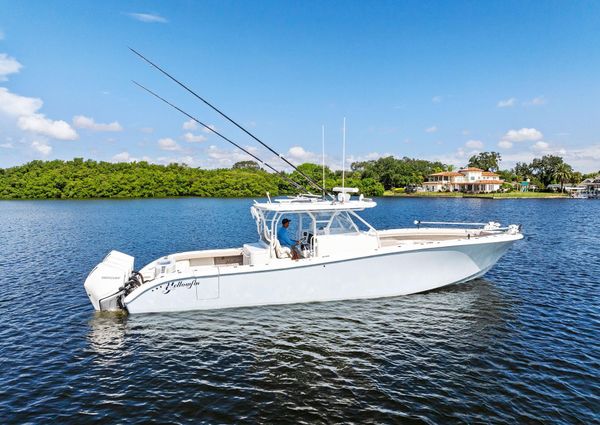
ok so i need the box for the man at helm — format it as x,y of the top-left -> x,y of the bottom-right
277,218 -> 300,260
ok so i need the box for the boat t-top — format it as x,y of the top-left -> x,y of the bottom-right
83,49 -> 523,314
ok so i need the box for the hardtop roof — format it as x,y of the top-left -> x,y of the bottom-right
253,198 -> 377,212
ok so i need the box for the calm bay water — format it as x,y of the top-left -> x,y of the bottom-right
0,197 -> 598,423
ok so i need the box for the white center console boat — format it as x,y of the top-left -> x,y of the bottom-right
84,189 -> 523,314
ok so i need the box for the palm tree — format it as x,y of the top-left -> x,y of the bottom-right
553,163 -> 573,192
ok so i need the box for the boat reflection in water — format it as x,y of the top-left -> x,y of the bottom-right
84,277 -> 525,422
87,311 -> 128,358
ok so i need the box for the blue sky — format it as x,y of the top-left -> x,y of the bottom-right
1,0 -> 599,171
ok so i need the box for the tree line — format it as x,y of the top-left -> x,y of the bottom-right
0,154 -> 596,200
0,158 -> 386,199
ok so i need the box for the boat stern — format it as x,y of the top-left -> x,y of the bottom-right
84,251 -> 135,311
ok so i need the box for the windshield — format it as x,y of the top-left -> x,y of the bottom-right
309,211 -> 360,235
254,208 -> 367,245
326,211 -> 359,234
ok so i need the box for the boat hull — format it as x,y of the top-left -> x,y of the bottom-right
124,235 -> 521,314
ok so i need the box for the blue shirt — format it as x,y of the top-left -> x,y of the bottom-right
277,226 -> 296,248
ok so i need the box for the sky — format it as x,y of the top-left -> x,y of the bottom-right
1,0 -> 599,172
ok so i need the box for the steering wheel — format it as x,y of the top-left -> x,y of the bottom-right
299,232 -> 314,247
299,234 -> 308,245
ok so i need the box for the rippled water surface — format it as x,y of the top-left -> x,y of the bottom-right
1,198 -> 598,423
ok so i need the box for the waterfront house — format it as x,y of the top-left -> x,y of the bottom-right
423,167 -> 504,193
579,176 -> 600,198
547,183 -> 578,192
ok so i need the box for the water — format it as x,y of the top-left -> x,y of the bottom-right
1,197 -> 598,423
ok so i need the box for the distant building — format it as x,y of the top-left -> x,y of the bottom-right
547,183 -> 577,192
579,176 -> 600,198
423,167 -> 504,193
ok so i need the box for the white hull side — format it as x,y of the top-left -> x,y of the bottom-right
124,237 -> 518,314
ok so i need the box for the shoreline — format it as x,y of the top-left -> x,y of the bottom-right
0,193 -> 573,201
383,192 -> 570,199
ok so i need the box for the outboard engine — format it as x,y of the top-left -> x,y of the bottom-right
84,251 -> 135,311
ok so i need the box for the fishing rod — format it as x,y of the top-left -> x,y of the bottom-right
132,80 -> 310,194
130,48 -> 331,198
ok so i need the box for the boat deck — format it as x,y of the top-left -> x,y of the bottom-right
378,230 -> 493,247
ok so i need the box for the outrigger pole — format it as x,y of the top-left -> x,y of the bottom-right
130,48 -> 330,197
132,81 -> 310,194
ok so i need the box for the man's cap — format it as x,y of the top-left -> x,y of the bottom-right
282,218 -> 291,224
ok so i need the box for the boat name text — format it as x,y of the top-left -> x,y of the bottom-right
163,279 -> 200,294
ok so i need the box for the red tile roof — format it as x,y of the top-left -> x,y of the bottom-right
429,171 -> 464,177
459,167 -> 484,172
424,180 -> 504,185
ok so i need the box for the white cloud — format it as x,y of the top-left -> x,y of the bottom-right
112,151 -> 131,162
206,144 -> 258,167
497,97 -> 517,108
497,144 -> 600,173
179,155 -> 195,165
182,119 -> 198,131
435,142 -> 600,174
0,87 -> 78,140
432,96 -> 443,104
343,152 -> 386,169
73,115 -> 123,132
182,132 -> 207,143
498,140 -> 513,149
425,126 -> 437,133
140,127 -> 154,134
202,124 -> 217,134
154,155 -> 197,166
127,13 -> 168,23
525,96 -> 547,106
462,129 -> 470,135
532,141 -> 550,151
288,146 -> 314,162
425,148 -> 468,169
196,143 -> 385,171
31,140 -> 52,156
551,145 -> 600,172
18,114 -> 78,140
502,128 -> 543,142
112,152 -> 131,162
0,142 -> 13,148
566,146 -> 600,160
183,120 -> 215,133
0,53 -> 22,81
158,137 -> 181,151
0,87 -> 41,117
359,152 -> 383,161
204,144 -> 326,170
465,139 -> 484,149
111,151 -> 153,163
284,146 -> 386,170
